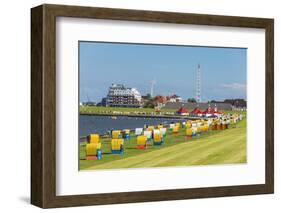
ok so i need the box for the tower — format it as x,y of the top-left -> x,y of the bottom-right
196,64 -> 201,103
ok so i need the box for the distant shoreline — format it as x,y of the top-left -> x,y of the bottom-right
79,112 -> 194,120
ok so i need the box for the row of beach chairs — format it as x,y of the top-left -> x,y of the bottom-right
85,114 -> 243,160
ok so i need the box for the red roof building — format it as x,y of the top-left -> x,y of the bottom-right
177,106 -> 189,115
191,107 -> 203,114
203,106 -> 214,114
213,106 -> 222,114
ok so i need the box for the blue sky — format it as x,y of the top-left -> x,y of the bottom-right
79,41 -> 247,103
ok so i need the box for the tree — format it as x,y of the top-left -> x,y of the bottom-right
146,93 -> 152,99
143,99 -> 155,108
187,98 -> 197,103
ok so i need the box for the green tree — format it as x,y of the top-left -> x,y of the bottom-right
187,98 -> 197,103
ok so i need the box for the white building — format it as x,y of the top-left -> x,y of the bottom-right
106,84 -> 142,107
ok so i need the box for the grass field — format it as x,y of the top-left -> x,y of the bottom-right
79,117 -> 247,170
80,106 -> 176,115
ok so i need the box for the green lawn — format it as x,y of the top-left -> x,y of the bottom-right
79,117 -> 247,170
80,106 -> 176,115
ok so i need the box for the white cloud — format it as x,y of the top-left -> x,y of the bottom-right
220,83 -> 246,90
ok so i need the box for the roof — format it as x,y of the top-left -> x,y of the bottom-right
191,107 -> 203,114
163,102 -> 233,111
177,106 -> 188,113
213,107 -> 222,114
202,106 -> 214,114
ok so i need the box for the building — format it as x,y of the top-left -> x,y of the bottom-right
164,102 -> 233,111
190,107 -> 203,116
223,99 -> 247,110
177,106 -> 189,115
167,94 -> 182,103
106,84 -> 142,107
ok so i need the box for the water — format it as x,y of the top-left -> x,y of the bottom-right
79,115 -> 185,137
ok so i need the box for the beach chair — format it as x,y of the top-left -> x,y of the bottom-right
208,119 -> 212,127
181,122 -> 186,128
212,121 -> 217,130
186,121 -> 191,128
111,139 -> 124,154
86,142 -> 102,160
175,123 -> 181,129
204,124 -> 209,132
153,133 -> 163,145
153,129 -> 160,138
112,130 -> 121,139
226,119 -> 230,129
159,128 -> 167,137
157,124 -> 164,129
147,126 -> 154,131
186,128 -> 193,138
240,114 -> 243,121
192,127 -> 197,137
122,129 -> 130,141
172,126 -> 179,134
217,121 -> 222,130
137,135 -> 147,149
191,122 -> 197,128
221,120 -> 226,130
87,134 -> 99,144
143,130 -> 152,141
196,126 -> 201,135
135,128 -> 143,136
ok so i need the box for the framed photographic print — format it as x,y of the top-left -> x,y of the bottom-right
31,4 -> 274,208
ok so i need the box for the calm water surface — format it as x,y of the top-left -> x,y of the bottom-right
79,115 -> 185,137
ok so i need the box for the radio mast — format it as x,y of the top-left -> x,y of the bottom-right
196,64 -> 201,103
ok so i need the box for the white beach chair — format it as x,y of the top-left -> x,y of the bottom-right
135,128 -> 143,136
169,123 -> 175,130
160,128 -> 167,137
143,130 -> 152,141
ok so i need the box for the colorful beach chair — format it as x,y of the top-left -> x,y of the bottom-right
159,128 -> 167,137
186,128 -> 193,138
153,133 -> 163,145
172,125 -> 179,134
135,128 -> 143,136
137,135 -> 148,149
87,134 -> 99,144
111,139 -> 124,154
122,129 -> 130,141
86,142 -> 102,160
143,130 -> 152,141
112,130 -> 121,139
147,126 -> 154,131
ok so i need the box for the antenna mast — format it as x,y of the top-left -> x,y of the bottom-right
196,64 -> 201,103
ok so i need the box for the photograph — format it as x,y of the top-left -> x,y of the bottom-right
79,41 -> 247,170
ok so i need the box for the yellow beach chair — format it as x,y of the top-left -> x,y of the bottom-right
172,126 -> 179,134
111,139 -> 124,154
186,128 -> 193,137
153,133 -> 163,145
112,130 -> 121,139
86,142 -> 102,160
87,134 -> 99,144
137,135 -> 148,149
